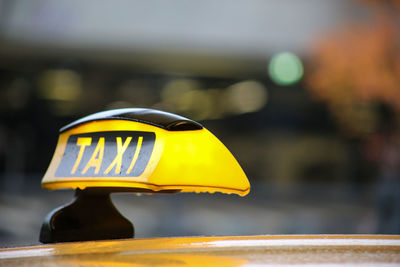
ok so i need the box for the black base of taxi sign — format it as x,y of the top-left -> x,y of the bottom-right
39,108 -> 250,243
40,188 -> 134,243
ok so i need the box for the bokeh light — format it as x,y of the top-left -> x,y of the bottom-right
225,80 -> 268,114
160,79 -> 215,120
38,70 -> 82,101
160,79 -> 267,119
37,69 -> 83,116
268,52 -> 304,86
161,79 -> 200,111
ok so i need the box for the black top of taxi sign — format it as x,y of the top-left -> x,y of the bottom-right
60,108 -> 203,133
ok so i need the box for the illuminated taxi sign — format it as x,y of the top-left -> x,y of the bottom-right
42,108 -> 250,196
55,131 -> 155,178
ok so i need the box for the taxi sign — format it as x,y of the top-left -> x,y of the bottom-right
42,108 -> 250,196
40,108 -> 250,243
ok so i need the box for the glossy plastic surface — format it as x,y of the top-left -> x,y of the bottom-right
1,235 -> 399,266
60,108 -> 203,132
42,118 -> 250,196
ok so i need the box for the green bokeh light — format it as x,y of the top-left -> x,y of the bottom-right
268,52 -> 304,86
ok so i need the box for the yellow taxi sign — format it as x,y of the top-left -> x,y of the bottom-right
42,108 -> 250,196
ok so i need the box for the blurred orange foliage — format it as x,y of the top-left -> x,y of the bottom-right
306,2 -> 400,135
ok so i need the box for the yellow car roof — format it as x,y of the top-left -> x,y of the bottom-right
1,235 -> 399,266
42,108 -> 250,196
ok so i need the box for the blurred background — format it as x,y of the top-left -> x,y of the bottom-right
0,0 -> 400,247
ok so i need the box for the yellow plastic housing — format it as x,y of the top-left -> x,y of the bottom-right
42,119 -> 250,196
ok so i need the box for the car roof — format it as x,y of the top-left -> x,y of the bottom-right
1,235 -> 399,266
